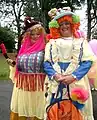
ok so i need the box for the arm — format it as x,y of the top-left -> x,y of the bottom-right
44,41 -> 63,80
72,40 -> 96,80
0,42 -> 16,66
44,42 -> 57,79
61,39 -> 96,84
43,61 -> 57,79
72,61 -> 92,80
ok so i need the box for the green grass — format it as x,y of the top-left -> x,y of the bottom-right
0,55 -> 10,80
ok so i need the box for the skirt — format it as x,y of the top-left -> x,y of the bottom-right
10,84 -> 45,119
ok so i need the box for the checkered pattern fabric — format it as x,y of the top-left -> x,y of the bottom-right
17,51 -> 44,73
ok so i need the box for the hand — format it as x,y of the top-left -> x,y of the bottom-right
6,58 -> 16,67
61,74 -> 76,85
53,73 -> 64,82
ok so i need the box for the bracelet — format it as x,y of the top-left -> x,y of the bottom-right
72,74 -> 77,81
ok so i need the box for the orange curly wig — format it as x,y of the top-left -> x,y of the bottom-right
49,15 -> 80,39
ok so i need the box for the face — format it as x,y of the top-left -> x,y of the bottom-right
30,31 -> 41,43
59,21 -> 72,37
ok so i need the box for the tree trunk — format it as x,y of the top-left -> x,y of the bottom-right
87,0 -> 92,41
17,22 -> 21,52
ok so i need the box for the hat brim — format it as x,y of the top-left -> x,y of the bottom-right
53,11 -> 75,20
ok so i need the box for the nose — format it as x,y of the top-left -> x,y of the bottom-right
62,23 -> 67,27
33,34 -> 39,38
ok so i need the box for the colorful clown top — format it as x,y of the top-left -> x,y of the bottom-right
44,37 -> 96,79
44,7 -> 95,120
43,37 -> 96,114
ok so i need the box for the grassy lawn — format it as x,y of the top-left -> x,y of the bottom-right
0,53 -> 16,80
0,55 -> 10,80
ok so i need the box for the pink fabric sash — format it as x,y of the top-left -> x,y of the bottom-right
15,34 -> 45,77
18,34 -> 45,56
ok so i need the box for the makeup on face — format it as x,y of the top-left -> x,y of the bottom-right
31,32 -> 41,42
59,21 -> 70,26
59,21 -> 72,37
30,25 -> 42,42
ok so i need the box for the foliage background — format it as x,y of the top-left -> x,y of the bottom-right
0,27 -> 16,52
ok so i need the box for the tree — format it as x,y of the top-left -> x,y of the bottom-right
0,0 -> 89,48
24,0 -> 88,32
0,26 -> 15,52
24,0 -> 75,32
0,0 -> 26,51
87,0 -> 97,40
72,0 -> 97,41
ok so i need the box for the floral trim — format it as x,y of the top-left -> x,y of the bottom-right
72,15 -> 80,23
49,20 -> 59,28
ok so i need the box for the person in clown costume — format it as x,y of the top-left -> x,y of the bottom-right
88,39 -> 97,90
43,8 -> 96,120
10,17 -> 46,120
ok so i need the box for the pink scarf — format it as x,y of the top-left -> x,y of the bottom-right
18,34 -> 45,56
15,34 -> 45,76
